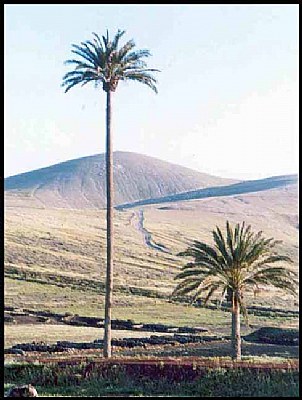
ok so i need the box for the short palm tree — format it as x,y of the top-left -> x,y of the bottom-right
62,30 -> 159,358
173,221 -> 298,360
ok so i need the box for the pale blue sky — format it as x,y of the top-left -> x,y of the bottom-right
4,4 -> 298,179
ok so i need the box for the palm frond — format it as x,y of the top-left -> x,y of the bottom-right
117,39 -> 136,60
111,29 -> 126,50
91,32 -> 104,52
252,255 -> 294,270
71,43 -> 98,66
213,227 -> 232,266
122,49 -> 152,64
172,279 -> 202,297
102,29 -> 109,49
219,286 -> 229,307
64,59 -> 95,70
122,72 -> 158,93
174,267 -> 210,281
226,220 -> 235,258
178,240 -> 220,263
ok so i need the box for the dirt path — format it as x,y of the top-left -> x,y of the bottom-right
130,209 -> 170,253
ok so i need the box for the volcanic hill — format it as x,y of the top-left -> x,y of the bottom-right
4,152 -> 238,209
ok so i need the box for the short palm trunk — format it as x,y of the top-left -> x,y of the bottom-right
232,297 -> 241,360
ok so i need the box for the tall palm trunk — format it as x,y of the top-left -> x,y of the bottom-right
231,293 -> 241,360
103,89 -> 114,358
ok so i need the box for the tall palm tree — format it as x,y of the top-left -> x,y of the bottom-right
173,221 -> 298,360
62,30 -> 159,358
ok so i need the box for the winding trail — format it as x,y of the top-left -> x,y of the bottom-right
130,209 -> 170,254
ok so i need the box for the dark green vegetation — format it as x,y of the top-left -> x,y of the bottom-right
4,362 -> 299,397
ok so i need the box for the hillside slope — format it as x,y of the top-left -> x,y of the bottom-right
4,181 -> 298,324
4,152 -> 238,209
118,174 -> 298,209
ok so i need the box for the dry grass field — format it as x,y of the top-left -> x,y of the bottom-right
4,183 -> 298,348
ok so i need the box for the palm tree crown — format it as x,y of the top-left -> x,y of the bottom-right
173,221 -> 297,315
62,29 -> 159,93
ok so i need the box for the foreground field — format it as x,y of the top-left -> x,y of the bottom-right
4,359 -> 299,397
4,297 -> 298,350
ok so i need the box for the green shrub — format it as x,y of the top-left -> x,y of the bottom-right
4,362 -> 299,397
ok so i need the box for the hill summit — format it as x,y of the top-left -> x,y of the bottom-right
4,151 -> 237,209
